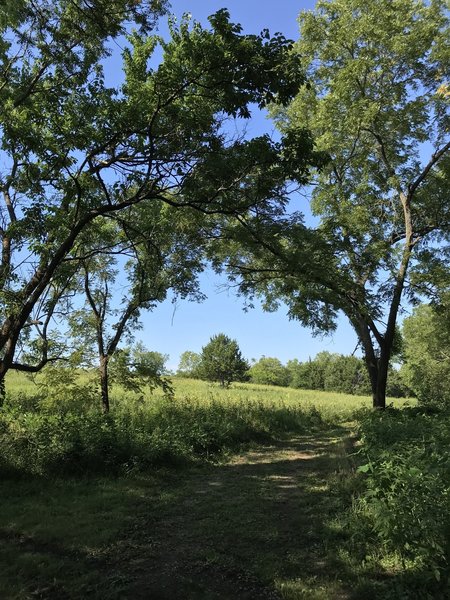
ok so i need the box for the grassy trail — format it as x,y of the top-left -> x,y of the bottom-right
123,425 -> 355,600
0,425 -> 357,600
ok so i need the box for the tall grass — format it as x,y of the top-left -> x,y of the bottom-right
0,372 -> 414,478
0,374 -> 335,477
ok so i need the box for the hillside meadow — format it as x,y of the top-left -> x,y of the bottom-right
2,372 -> 385,476
5,369 -> 413,416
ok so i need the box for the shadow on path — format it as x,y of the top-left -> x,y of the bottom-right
122,426 -> 356,599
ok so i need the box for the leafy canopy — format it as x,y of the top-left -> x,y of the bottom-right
0,2 -> 317,384
248,356 -> 290,387
215,0 -> 450,408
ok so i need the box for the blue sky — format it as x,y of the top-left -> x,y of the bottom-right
134,1 -> 360,370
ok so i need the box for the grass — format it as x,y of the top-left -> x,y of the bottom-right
0,428 -> 357,599
0,373 -> 428,599
5,371 -> 413,417
166,377 -> 413,419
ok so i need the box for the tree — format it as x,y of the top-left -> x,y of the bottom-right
286,352 -> 372,395
217,0 -> 450,409
402,302 -> 450,407
0,3 -> 316,397
198,333 -> 249,387
322,354 -> 371,396
132,344 -> 169,377
68,202 -> 203,412
177,351 -> 202,378
286,359 -> 316,390
248,356 -> 289,386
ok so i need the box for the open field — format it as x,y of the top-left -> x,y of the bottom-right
5,371 -> 414,417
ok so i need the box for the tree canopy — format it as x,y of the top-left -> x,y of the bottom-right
215,0 -> 450,408
177,351 -> 202,378
0,2 -> 319,393
198,334 -> 249,387
248,356 -> 290,387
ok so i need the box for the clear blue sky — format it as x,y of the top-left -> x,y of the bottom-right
134,1 -> 359,370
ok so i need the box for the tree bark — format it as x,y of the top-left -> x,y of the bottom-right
0,374 -> 5,407
352,317 -> 386,409
374,349 -> 391,410
99,354 -> 110,413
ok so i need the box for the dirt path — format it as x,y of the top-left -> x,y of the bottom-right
117,425 -> 356,600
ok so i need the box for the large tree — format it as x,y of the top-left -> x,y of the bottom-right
216,0 -> 450,408
0,2 -> 318,394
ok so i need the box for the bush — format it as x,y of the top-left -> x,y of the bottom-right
248,357 -> 290,387
402,303 -> 450,408
355,408 -> 450,590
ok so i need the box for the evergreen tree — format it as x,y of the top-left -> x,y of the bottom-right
198,334 -> 249,387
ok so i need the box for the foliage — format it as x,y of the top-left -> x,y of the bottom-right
177,350 -> 202,378
286,352 -> 409,397
66,205 -> 204,410
132,343 -> 169,377
355,408 -> 450,591
0,2 -> 317,388
402,302 -> 450,408
109,344 -> 173,399
198,333 -> 249,387
0,393 -> 325,477
32,365 -> 98,413
216,0 -> 450,408
248,356 -> 290,387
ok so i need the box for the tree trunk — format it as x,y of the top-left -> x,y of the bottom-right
99,354 -> 110,413
0,333 -> 17,407
363,354 -> 383,410
374,346 -> 393,410
353,318 -> 387,410
0,373 -> 5,408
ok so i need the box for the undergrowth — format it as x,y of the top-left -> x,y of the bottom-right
341,407 -> 450,599
0,393 -> 325,477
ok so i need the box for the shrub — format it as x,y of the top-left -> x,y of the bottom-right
355,408 -> 450,589
248,357 -> 290,387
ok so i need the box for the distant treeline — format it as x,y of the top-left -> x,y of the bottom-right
178,351 -> 410,397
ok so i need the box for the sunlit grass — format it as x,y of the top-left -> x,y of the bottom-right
6,370 -> 414,421
168,377 -> 414,420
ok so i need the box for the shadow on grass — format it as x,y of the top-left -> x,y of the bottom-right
0,426 -> 441,599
